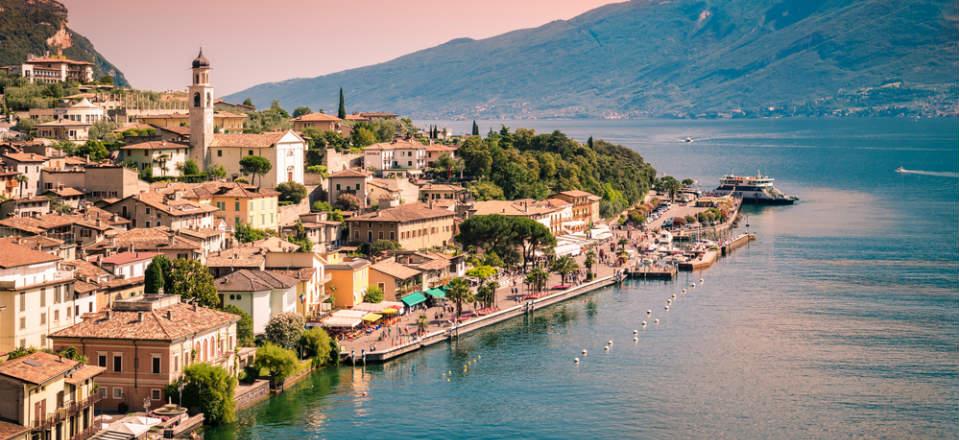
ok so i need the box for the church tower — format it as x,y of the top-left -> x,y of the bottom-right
189,48 -> 214,169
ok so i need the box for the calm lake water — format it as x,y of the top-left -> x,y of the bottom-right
208,118 -> 959,439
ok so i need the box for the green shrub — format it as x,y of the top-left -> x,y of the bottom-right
180,364 -> 236,425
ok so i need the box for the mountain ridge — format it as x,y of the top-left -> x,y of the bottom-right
228,0 -> 958,119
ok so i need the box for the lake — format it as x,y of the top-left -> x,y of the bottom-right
207,118 -> 959,439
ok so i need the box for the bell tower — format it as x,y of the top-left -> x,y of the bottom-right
189,48 -> 214,169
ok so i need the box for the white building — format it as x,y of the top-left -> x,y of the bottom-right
0,238 -> 77,354
98,251 -> 160,280
214,269 -> 298,334
363,139 -> 428,177
118,141 -> 190,177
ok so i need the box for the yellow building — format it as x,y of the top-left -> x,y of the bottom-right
323,253 -> 369,309
206,183 -> 279,232
0,352 -> 103,440
346,203 -> 455,250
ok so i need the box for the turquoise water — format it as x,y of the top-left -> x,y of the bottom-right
208,119 -> 959,439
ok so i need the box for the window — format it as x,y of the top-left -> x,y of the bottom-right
193,92 -> 200,108
217,149 -> 222,157
378,282 -> 385,291
113,387 -> 124,399
217,201 -> 224,210
19,292 -> 25,312
235,201 -> 240,211
54,310 -> 59,322
98,354 -> 107,367
390,231 -> 395,240
152,355 -> 161,374
146,207 -> 151,214
99,387 -> 107,399
19,317 -> 25,329
40,312 -> 46,325
336,184 -> 341,191
151,389 -> 162,401
113,355 -> 122,372
40,288 -> 46,307
248,150 -> 253,156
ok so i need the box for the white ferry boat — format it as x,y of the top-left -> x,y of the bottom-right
712,173 -> 798,205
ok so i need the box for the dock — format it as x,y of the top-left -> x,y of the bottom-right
626,265 -> 677,280
678,249 -> 719,271
721,232 -> 756,256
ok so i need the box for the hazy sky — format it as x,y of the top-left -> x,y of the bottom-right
61,0 -> 618,95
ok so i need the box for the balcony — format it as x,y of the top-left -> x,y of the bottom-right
31,394 -> 101,431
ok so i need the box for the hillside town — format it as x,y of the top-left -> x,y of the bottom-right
0,49 -> 745,440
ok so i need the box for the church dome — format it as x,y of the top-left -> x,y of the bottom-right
192,49 -> 210,68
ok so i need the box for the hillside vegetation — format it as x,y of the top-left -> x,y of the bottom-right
230,0 -> 958,119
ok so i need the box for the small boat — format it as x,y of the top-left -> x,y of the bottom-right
895,166 -> 906,174
682,137 -> 694,143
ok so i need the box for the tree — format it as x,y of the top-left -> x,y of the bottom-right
584,250 -> 596,280
337,88 -> 347,119
525,267 -> 549,293
551,255 -> 579,284
255,343 -> 299,386
239,155 -> 271,187
144,259 -> 165,294
335,193 -> 361,211
471,120 -> 479,136
466,265 -> 497,281
476,280 -> 498,308
457,215 -> 555,272
180,363 -> 236,426
181,159 -> 200,176
276,182 -> 307,204
655,176 -> 682,202
467,180 -> 504,201
351,127 -> 377,147
431,153 -> 464,181
587,136 -> 594,149
207,164 -> 227,180
264,312 -> 305,350
363,286 -> 384,303
445,277 -> 474,319
146,256 -> 174,295
242,98 -> 254,107
222,305 -> 254,347
234,222 -> 268,243
169,259 -> 219,307
15,174 -> 27,198
298,328 -> 333,365
681,178 -> 695,186
292,106 -> 312,118
76,140 -> 109,161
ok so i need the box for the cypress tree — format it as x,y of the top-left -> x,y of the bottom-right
471,120 -> 479,136
587,136 -> 594,149
145,259 -> 165,294
337,88 -> 346,119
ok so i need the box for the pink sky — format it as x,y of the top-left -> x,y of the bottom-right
61,0 -> 618,95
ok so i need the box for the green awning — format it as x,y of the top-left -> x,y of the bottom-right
425,288 -> 446,299
401,292 -> 427,307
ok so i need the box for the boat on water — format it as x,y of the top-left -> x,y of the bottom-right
712,173 -> 798,205
896,166 -> 906,173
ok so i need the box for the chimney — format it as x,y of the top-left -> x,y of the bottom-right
105,310 -> 112,319
192,303 -> 197,312
137,311 -> 144,322
165,310 -> 172,320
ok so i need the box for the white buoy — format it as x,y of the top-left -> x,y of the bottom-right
689,282 -> 696,288
671,293 -> 677,299
646,309 -> 652,316
667,299 -> 672,305
582,349 -> 588,356
665,305 -> 670,311
699,278 -> 704,284
603,345 -> 610,351
654,319 -> 660,324
633,329 -> 639,334
641,320 -> 647,327
633,336 -> 639,342
574,357 -> 580,363
682,288 -> 687,294
608,339 -> 614,345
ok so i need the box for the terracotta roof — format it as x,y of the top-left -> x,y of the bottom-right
123,192 -> 219,217
267,268 -> 315,282
348,202 -> 454,223
472,199 -> 560,217
37,119 -> 90,127
556,190 -> 600,199
0,238 -> 61,268
206,254 -> 264,268
211,132 -> 286,148
363,139 -> 426,151
152,124 -> 190,136
0,352 -> 77,385
100,251 -> 160,265
370,259 -> 421,280
425,144 -> 456,152
419,183 -> 464,192
51,302 -> 239,341
119,141 -> 189,151
63,259 -> 111,283
44,187 -> 85,197
3,152 -> 47,162
84,227 -> 201,253
215,269 -> 297,292
292,112 -> 340,122
26,56 -> 92,65
64,365 -> 105,385
329,169 -> 370,178
7,235 -> 64,250
178,228 -> 222,239
0,420 -> 29,440
344,114 -> 368,121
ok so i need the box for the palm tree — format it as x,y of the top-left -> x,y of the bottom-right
525,268 -> 549,293
476,280 -> 498,309
551,256 -> 579,284
154,153 -> 170,177
584,250 -> 596,280
445,277 -> 474,319
416,314 -> 428,334
618,238 -> 628,252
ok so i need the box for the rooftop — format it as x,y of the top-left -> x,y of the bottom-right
328,169 -> 370,178
0,238 -> 61,268
370,259 -> 421,280
100,251 -> 161,266
0,351 -> 77,385
211,131 -> 291,148
118,141 -> 189,151
348,202 -> 454,223
3,152 -> 47,162
215,269 -> 297,292
292,112 -> 341,122
51,300 -> 239,341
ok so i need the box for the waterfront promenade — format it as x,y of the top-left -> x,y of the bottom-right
339,201 -> 733,363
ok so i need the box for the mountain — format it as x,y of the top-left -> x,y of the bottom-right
229,0 -> 958,119
0,0 -> 128,85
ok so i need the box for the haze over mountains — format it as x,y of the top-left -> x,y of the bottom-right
229,0 -> 958,119
0,0 -> 127,85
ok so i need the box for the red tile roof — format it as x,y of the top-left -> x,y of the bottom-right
51,302 -> 239,341
0,352 -> 77,385
100,251 -> 160,265
119,141 -> 189,151
215,269 -> 297,292
211,132 -> 287,148
0,420 -> 29,440
0,238 -> 61,268
292,112 -> 340,122
3,152 -> 47,162
347,202 -> 454,223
